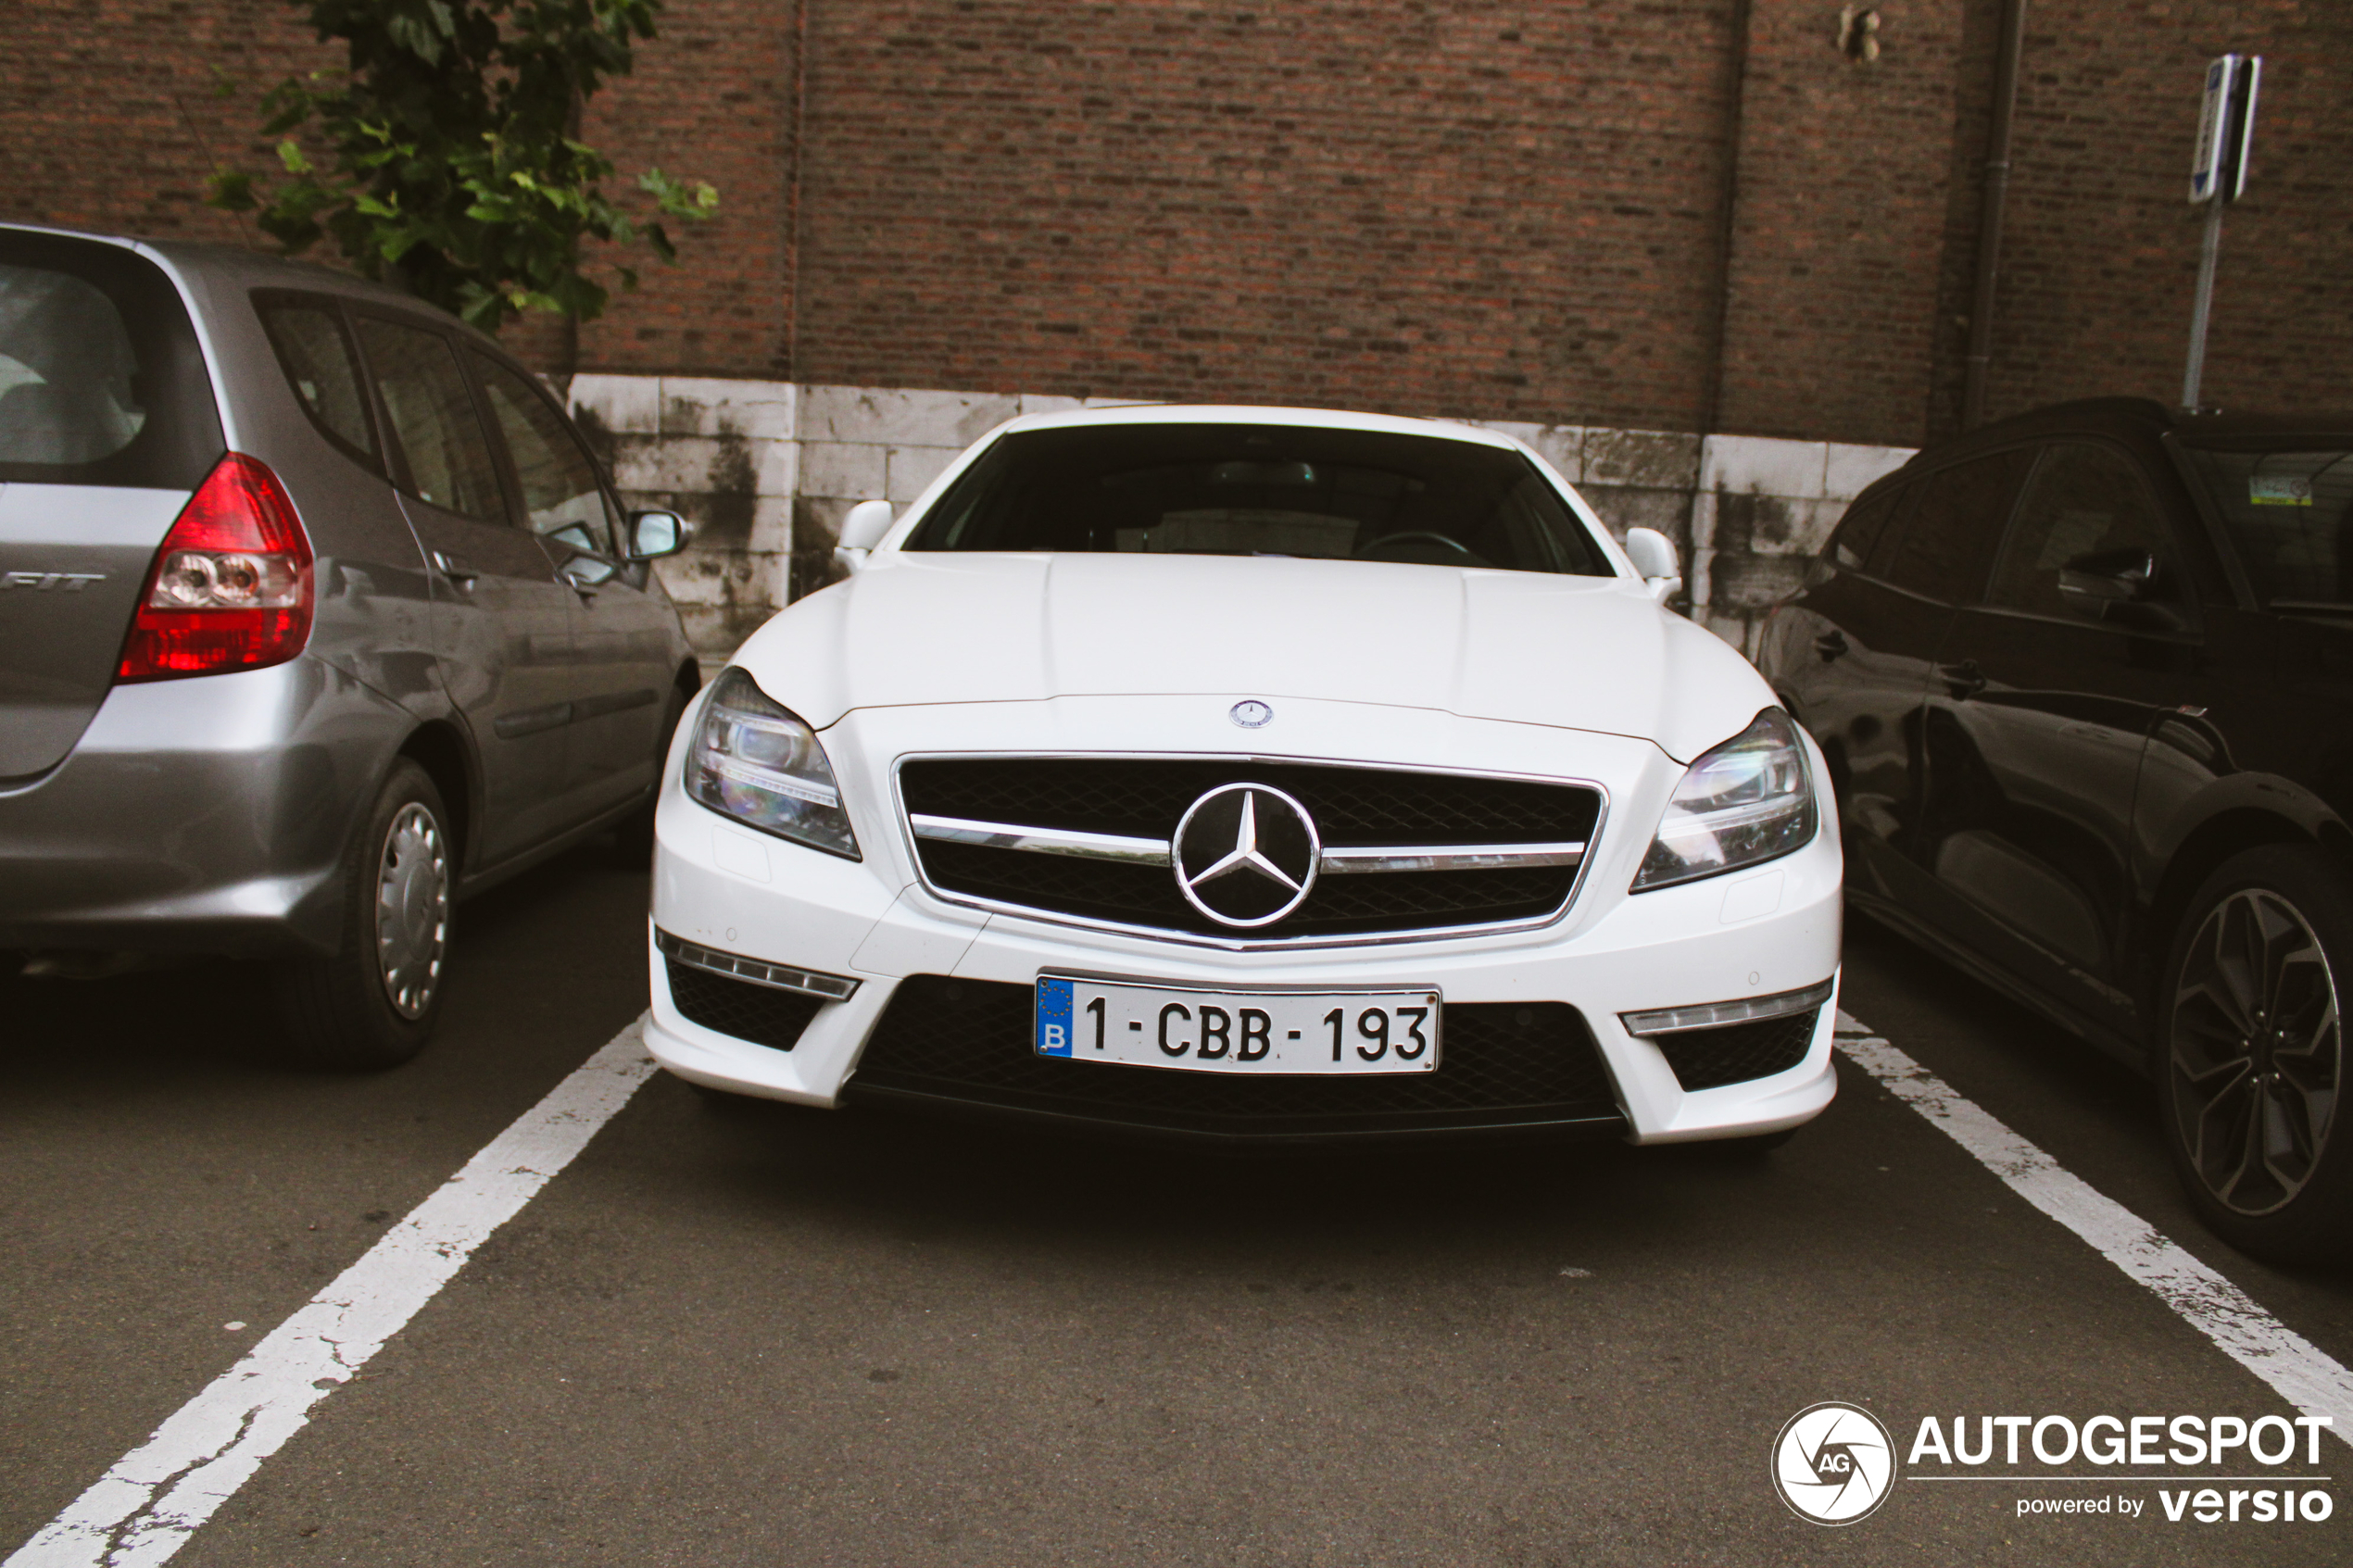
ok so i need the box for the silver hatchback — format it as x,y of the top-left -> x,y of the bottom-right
0,223 -> 698,1065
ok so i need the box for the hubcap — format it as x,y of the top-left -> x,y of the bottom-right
2168,887 -> 2342,1216
374,803 -> 449,1021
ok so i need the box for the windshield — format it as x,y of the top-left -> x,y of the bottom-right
902,423 -> 1614,576
2179,445 -> 2353,609
0,232 -> 221,488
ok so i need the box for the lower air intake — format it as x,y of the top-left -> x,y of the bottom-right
1654,1008 -> 1819,1091
847,975 -> 1624,1142
666,959 -> 824,1052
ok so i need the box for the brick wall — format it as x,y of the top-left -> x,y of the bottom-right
790,2 -> 1745,432
0,0 -> 328,245
6,2 -> 2347,443
1713,2 -> 1970,447
1931,0 -> 2353,433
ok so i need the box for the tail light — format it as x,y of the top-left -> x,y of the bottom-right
119,453 -> 315,683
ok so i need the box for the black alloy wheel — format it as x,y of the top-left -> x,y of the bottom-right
2158,846 -> 2353,1263
273,759 -> 453,1070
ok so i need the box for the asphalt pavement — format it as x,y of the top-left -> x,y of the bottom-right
4,842 -> 2347,1566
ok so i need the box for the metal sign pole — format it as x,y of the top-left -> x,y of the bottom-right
2181,200 -> 2225,411
2181,54 -> 2259,413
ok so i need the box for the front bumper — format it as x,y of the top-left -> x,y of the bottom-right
646,692 -> 1843,1144
0,658 -> 401,957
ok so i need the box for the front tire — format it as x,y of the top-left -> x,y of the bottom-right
2156,846 -> 2353,1264
273,759 -> 453,1070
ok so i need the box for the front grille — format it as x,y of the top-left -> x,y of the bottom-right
847,975 -> 1625,1141
666,958 -> 824,1051
899,758 -> 1603,940
1654,1008 -> 1819,1090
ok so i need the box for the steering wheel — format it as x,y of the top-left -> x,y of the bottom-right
1355,530 -> 1486,563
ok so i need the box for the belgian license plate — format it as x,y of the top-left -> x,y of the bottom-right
1035,974 -> 1441,1075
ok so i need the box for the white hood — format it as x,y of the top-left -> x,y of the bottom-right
734,553 -> 1774,764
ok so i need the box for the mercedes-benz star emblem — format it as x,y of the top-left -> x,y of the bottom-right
1229,700 -> 1273,729
1171,784 -> 1320,928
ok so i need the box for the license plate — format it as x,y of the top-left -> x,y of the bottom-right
1035,974 -> 1441,1075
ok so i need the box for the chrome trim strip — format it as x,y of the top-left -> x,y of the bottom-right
889,751 -> 1610,952
1317,842 -> 1587,874
654,927 -> 862,1001
909,815 -> 1587,877
1618,979 -> 1834,1038
910,813 -> 1172,865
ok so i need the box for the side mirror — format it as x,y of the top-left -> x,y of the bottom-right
833,498 -> 897,576
1624,527 -> 1683,602
2058,546 -> 2184,630
2057,546 -> 2157,604
626,509 -> 688,560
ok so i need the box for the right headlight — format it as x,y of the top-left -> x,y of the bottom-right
683,668 -> 861,859
1631,709 -> 1816,890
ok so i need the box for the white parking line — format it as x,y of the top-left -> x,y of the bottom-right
6,1019 -> 657,1568
1835,1010 -> 2351,1450
12,1009 -> 2348,1564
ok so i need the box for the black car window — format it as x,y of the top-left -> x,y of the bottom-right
904,424 -> 1615,576
255,296 -> 377,467
1881,449 -> 2033,604
354,317 -> 507,524
2178,445 -> 2353,609
1829,485 -> 1905,573
0,231 -> 221,488
472,351 -> 619,551
1989,443 -> 2172,620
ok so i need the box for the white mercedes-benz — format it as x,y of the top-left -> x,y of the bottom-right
645,406 -> 1840,1148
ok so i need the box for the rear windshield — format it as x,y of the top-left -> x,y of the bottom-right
2178,445 -> 2353,608
0,232 -> 222,488
903,423 -> 1614,576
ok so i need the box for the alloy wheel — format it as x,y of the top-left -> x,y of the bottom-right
374,803 -> 449,1020
2168,887 -> 2343,1216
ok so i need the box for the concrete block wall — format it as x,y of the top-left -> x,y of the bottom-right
567,375 -> 799,654
563,374 -> 1914,663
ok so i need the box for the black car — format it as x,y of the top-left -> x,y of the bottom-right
1757,396 -> 2353,1263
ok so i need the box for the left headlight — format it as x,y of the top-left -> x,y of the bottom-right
1631,709 -> 1816,890
683,668 -> 861,860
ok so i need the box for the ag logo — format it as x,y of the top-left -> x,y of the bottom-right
1771,1401 -> 1894,1525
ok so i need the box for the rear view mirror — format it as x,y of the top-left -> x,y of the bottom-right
1624,527 -> 1683,602
833,499 -> 897,575
626,509 -> 688,560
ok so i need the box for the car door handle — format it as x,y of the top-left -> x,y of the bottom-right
559,555 -> 618,600
430,550 -> 480,589
1940,659 -> 1987,698
1813,630 -> 1848,662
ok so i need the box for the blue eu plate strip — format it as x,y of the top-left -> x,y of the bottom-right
1035,976 -> 1074,1056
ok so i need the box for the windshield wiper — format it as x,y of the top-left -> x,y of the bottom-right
2268,600 -> 2353,617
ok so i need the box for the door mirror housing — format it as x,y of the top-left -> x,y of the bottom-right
2057,546 -> 2157,603
625,509 -> 688,560
2057,547 -> 2187,630
833,499 -> 897,575
1624,527 -> 1683,602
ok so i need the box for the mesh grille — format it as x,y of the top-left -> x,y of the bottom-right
847,975 -> 1624,1138
666,959 -> 824,1052
900,758 -> 1601,938
1654,1008 -> 1818,1090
